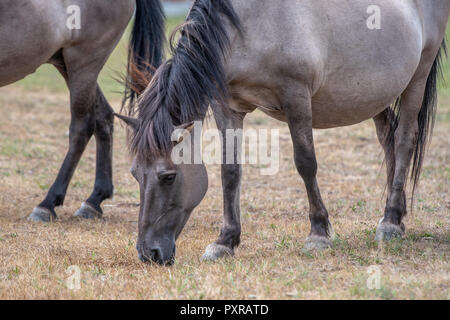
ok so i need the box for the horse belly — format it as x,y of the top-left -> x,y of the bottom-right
311,74 -> 413,129
311,44 -> 423,128
0,53 -> 48,87
309,1 -> 423,129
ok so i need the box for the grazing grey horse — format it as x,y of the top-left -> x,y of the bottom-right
118,0 -> 449,265
0,0 -> 166,221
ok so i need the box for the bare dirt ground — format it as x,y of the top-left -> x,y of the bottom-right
0,82 -> 448,299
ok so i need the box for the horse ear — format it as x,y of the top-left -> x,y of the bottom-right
172,122 -> 195,145
177,122 -> 195,132
114,113 -> 140,131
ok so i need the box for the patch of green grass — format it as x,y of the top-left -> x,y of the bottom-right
0,143 -> 21,157
9,266 -> 21,277
0,139 -> 49,159
276,235 -> 293,250
35,182 -> 50,191
114,186 -> 139,199
436,112 -> 450,123
351,200 -> 367,213
330,232 -> 380,266
363,229 -> 378,249
92,266 -> 106,277
331,233 -> 350,251
384,238 -> 405,255
438,25 -> 450,92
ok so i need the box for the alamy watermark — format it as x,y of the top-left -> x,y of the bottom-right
66,265 -> 81,291
65,4 -> 381,31
171,121 -> 280,176
367,5 -> 381,30
366,265 -> 381,290
60,4 -> 382,177
66,5 -> 81,30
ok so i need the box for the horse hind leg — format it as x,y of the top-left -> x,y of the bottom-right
28,51 -> 103,222
373,108 -> 407,220
73,86 -> 114,219
374,94 -> 421,241
375,42 -> 444,241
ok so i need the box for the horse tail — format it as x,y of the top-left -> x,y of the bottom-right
123,0 -> 166,112
385,39 -> 447,200
411,39 -> 447,195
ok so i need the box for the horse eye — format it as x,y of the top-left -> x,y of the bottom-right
158,171 -> 177,185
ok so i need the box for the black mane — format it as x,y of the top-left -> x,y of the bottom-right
129,0 -> 242,160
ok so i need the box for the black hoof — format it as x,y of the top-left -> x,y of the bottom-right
74,202 -> 102,219
28,207 -> 57,222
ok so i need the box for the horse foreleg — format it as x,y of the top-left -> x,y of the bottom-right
284,90 -> 334,251
74,86 -> 114,219
202,108 -> 245,261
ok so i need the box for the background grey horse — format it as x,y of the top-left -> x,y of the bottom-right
0,0 -> 166,222
119,0 -> 449,265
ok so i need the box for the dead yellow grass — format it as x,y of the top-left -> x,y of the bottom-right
0,85 -> 448,299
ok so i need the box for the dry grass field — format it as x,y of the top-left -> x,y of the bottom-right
0,21 -> 448,300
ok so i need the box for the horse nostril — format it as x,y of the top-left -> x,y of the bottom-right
139,244 -> 175,265
139,252 -> 150,263
150,248 -> 163,264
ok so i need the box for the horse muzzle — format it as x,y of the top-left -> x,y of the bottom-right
137,241 -> 176,266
